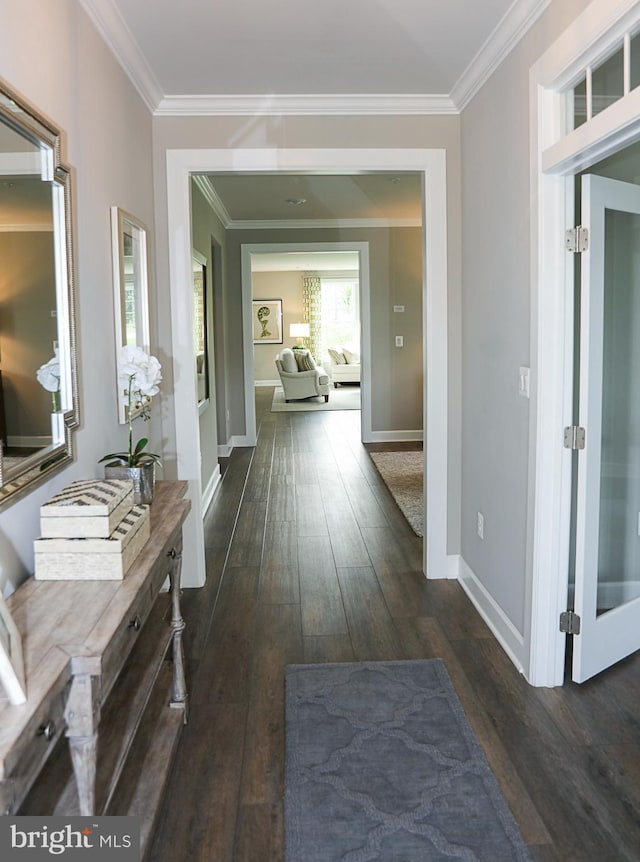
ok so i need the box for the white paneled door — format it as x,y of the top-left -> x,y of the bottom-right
573,174 -> 640,682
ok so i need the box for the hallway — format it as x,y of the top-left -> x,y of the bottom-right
150,388 -> 640,861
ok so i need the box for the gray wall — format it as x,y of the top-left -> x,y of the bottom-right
1,0 -> 156,592
252,270 -> 304,381
460,0 -> 595,633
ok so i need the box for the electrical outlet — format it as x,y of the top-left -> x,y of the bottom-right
395,335 -> 404,347
477,511 -> 484,540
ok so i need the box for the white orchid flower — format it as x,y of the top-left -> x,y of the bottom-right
36,349 -> 60,393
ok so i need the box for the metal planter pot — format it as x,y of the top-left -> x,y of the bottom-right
104,461 -> 155,505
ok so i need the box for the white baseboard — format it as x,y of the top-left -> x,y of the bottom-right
217,442 -> 233,458
202,465 -> 221,515
447,554 -> 460,579
458,557 -> 525,674
363,429 -> 424,443
231,433 -> 255,447
255,379 -> 280,387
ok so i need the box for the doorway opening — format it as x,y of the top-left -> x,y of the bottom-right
528,0 -> 640,686
166,147 -> 450,591
241,241 -> 371,440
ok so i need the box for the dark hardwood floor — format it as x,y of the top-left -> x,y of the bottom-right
149,387 -> 640,861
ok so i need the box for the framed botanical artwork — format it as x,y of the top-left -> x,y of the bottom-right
0,594 -> 26,705
252,299 -> 283,344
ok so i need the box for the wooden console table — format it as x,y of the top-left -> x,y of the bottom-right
0,481 -> 190,853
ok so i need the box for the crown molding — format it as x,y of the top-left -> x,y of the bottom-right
78,0 -> 163,112
192,176 -> 232,226
225,217 -> 422,230
155,93 -> 458,117
451,0 -> 552,110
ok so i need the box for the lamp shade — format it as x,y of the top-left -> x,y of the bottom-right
289,323 -> 310,339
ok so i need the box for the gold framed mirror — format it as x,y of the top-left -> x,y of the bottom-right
0,79 -> 79,507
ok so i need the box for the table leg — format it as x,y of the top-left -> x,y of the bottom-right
64,672 -> 101,816
168,545 -> 188,721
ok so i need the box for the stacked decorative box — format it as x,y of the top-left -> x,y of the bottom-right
34,479 -> 151,580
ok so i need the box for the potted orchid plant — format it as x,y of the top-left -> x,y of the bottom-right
99,345 -> 162,504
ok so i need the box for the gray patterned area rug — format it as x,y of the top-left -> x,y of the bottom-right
369,450 -> 423,537
285,660 -> 531,862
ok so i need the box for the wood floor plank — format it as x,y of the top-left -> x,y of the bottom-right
298,536 -> 348,637
324,506 -> 371,568
294,484 -> 328,537
149,703 -> 247,862
360,526 -> 427,617
292,450 -> 319,484
342,475 -> 389,528
260,563 -> 299,606
227,499 -> 267,567
240,604 -> 302,806
337,566 -> 404,660
234,803 -> 283,862
266,474 -> 295,523
191,566 -> 260,706
303,635 -> 355,664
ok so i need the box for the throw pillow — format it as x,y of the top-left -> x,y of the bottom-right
295,350 -> 316,372
280,349 -> 298,374
342,348 -> 360,365
328,348 -> 346,365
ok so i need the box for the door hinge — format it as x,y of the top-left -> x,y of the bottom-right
564,425 -> 585,450
560,610 -> 581,635
566,226 -> 589,253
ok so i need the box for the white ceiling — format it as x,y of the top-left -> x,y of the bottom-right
78,0 -> 550,225
80,0 -> 550,113
196,172 -> 423,226
251,250 -> 359,272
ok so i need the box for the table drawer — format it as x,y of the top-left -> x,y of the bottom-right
7,659 -> 70,814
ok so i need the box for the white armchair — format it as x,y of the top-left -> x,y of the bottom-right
275,348 -> 330,402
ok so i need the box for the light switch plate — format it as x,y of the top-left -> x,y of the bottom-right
518,366 -> 530,398
395,336 -> 404,347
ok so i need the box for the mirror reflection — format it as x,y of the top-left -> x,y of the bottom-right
111,207 -> 150,423
193,252 -> 209,408
0,81 -> 78,505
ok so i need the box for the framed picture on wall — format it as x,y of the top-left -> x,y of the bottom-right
252,299 -> 283,344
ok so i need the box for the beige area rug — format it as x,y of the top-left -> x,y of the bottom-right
271,385 -> 361,412
370,450 -> 424,537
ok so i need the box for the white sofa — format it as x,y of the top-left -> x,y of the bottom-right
327,347 -> 361,387
275,348 -> 330,402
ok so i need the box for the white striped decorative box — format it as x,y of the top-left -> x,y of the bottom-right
34,505 -> 150,580
40,479 -> 134,538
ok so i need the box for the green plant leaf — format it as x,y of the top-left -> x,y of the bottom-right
133,437 -> 148,456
